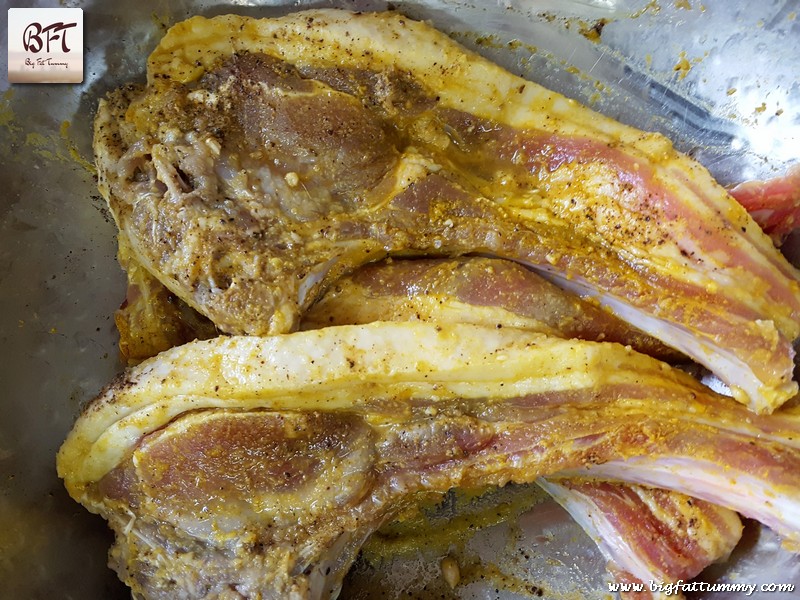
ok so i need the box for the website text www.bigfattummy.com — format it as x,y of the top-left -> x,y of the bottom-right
607,580 -> 796,596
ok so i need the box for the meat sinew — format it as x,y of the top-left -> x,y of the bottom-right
58,322 -> 800,599
93,10 -> 800,413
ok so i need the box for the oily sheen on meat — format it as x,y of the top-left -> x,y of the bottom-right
93,10 -> 800,413
106,252 -> 747,593
66,9 -> 800,600
301,255 -> 744,589
58,322 -> 800,600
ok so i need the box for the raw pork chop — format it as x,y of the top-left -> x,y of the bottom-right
93,10 -> 800,412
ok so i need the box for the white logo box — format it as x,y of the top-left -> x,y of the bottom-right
8,7 -> 84,84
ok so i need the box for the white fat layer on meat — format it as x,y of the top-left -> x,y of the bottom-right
58,322 -> 692,489
148,9 -> 796,297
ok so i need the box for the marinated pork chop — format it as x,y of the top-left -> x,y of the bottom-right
301,255 -> 742,590
115,233 -> 218,364
115,252 -> 681,365
58,323 -> 800,600
302,256 -> 681,361
729,165 -> 800,242
93,10 -> 800,413
111,251 -> 741,590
